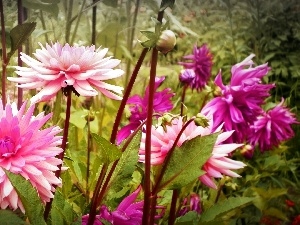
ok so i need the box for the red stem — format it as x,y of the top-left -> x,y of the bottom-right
0,0 -> 7,106
110,48 -> 148,144
168,189 -> 179,225
44,90 -> 72,220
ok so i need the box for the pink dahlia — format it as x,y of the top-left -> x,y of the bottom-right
8,42 -> 124,104
249,99 -> 298,152
0,100 -> 62,212
117,76 -> 174,145
201,54 -> 275,143
139,117 -> 245,188
179,44 -> 213,90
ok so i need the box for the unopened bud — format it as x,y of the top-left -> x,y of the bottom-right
194,113 -> 209,128
240,144 -> 254,159
156,30 -> 176,54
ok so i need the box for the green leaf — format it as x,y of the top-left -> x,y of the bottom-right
158,133 -> 218,191
106,131 -> 141,197
160,0 -> 175,11
0,210 -> 25,225
92,133 -> 122,164
199,197 -> 254,222
140,30 -> 158,40
51,191 -> 79,225
5,170 -> 46,225
7,22 -> 36,61
175,211 -> 199,225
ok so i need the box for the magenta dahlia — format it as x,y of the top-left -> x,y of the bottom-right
116,76 -> 174,145
201,54 -> 275,143
0,100 -> 62,212
178,193 -> 201,216
179,44 -> 213,90
249,99 -> 298,152
82,186 -> 164,225
139,116 -> 245,188
8,42 -> 124,104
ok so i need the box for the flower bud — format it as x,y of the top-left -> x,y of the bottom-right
156,30 -> 176,54
240,144 -> 254,159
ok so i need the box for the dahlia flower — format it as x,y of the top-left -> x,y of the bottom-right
116,76 -> 174,145
0,100 -> 62,212
178,44 -> 213,90
8,42 -> 124,104
201,54 -> 275,143
249,99 -> 298,152
82,186 -> 164,224
178,193 -> 201,216
139,116 -> 245,189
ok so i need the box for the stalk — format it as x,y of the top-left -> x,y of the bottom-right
17,0 -> 24,109
44,89 -> 72,220
0,0 -> 7,106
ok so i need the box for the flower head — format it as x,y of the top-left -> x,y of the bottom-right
82,186 -> 164,225
117,76 -> 174,145
9,42 -> 124,104
139,116 -> 245,188
248,99 -> 298,152
178,193 -> 201,216
179,44 -> 213,90
0,100 -> 62,212
201,54 -> 275,143
156,30 -> 177,54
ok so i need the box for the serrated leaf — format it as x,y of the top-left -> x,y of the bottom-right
5,170 -> 46,225
175,211 -> 199,225
7,22 -> 36,61
92,133 -> 122,164
0,210 -> 25,225
199,197 -> 254,222
106,131 -> 141,197
160,0 -> 175,11
51,191 -> 79,225
158,133 -> 218,191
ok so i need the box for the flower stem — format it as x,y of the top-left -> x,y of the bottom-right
87,122 -> 145,225
180,85 -> 187,116
86,111 -> 92,203
17,0 -> 24,109
142,46 -> 158,225
44,89 -> 72,220
168,189 -> 179,225
110,48 -> 148,144
0,0 -> 7,106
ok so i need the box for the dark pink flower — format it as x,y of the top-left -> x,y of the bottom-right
201,54 -> 275,143
248,99 -> 298,151
178,193 -> 201,216
117,76 -> 174,145
9,42 -> 124,104
179,44 -> 213,90
0,100 -> 62,212
82,186 -> 164,225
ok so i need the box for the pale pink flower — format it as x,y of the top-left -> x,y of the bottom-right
8,42 -> 124,104
0,100 -> 63,212
139,117 -> 245,189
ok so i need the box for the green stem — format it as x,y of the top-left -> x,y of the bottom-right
44,89 -> 72,220
180,85 -> 187,116
91,0 -> 97,45
70,0 -> 86,44
65,0 -> 73,43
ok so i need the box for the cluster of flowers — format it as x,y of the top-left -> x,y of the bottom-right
1,40 -> 298,224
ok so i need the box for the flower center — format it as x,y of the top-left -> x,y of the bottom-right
0,137 -> 16,157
